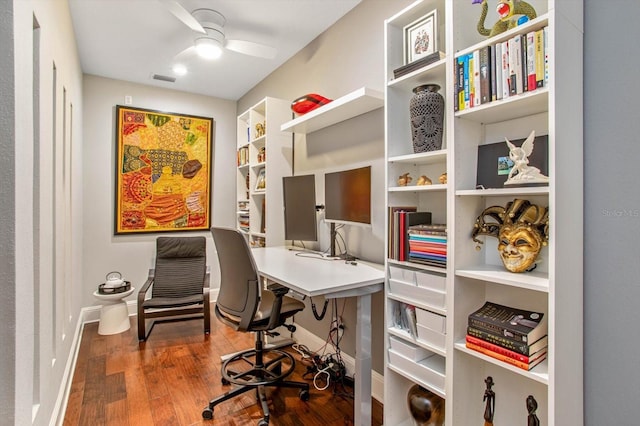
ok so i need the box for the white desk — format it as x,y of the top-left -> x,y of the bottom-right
251,246 -> 384,426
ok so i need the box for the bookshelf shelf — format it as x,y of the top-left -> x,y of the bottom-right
280,87 -> 384,134
454,342 -> 549,385
384,1 -> 583,425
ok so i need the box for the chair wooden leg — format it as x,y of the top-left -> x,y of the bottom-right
138,314 -> 146,341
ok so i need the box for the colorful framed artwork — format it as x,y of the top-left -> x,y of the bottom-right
114,105 -> 214,234
404,9 -> 438,64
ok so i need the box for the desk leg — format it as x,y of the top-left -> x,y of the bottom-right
355,294 -> 372,426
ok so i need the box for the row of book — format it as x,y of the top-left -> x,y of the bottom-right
454,26 -> 549,111
237,146 -> 249,167
466,301 -> 548,371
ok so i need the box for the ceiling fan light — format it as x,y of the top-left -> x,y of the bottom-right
172,64 -> 188,75
195,37 -> 222,60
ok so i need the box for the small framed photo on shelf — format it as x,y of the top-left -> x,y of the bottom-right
254,167 -> 266,191
403,9 -> 438,65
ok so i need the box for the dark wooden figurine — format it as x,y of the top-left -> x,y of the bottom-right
483,376 -> 495,426
527,395 -> 540,426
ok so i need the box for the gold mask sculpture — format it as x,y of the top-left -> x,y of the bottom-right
472,199 -> 549,273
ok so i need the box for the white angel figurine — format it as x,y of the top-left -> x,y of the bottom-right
504,130 -> 549,185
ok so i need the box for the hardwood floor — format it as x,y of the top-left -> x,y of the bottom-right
63,317 -> 383,425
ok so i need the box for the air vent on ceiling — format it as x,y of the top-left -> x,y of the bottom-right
152,73 -> 176,83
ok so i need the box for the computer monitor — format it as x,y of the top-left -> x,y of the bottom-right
282,174 -> 318,242
324,166 -> 371,226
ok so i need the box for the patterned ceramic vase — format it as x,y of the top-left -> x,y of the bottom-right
409,84 -> 444,153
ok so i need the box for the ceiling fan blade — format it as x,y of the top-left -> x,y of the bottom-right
159,0 -> 207,34
225,39 -> 277,59
173,45 -> 197,62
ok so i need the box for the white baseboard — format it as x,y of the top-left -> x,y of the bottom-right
292,325 -> 384,404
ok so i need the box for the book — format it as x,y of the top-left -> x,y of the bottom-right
500,40 -> 510,99
464,53 -> 471,109
392,51 -> 445,79
468,301 -> 547,343
465,334 -> 546,363
479,45 -> 491,104
388,206 -> 416,259
544,26 -> 549,86
402,212 -> 432,260
510,34 -> 524,94
521,33 -> 528,92
535,28 -> 545,88
467,325 -> 548,356
456,55 -> 466,111
490,42 -> 498,101
465,340 -> 547,371
471,49 -> 480,106
494,42 -> 502,101
526,30 -> 537,91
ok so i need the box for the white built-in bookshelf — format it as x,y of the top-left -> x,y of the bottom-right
236,97 -> 292,247
383,1 -> 583,424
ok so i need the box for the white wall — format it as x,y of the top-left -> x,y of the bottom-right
8,0 -> 84,424
81,75 -> 238,309
238,0 -> 416,374
583,0 -> 640,424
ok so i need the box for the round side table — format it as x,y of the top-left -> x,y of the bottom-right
93,287 -> 135,335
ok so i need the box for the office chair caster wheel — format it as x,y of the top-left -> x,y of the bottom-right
299,389 -> 310,401
202,407 -> 213,419
258,419 -> 269,426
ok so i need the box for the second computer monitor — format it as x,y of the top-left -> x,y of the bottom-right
282,174 -> 318,242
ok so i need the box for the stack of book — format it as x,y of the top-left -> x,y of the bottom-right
466,301 -> 548,371
407,224 -> 447,268
387,207 -> 431,262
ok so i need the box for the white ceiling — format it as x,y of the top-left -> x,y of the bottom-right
68,0 -> 361,100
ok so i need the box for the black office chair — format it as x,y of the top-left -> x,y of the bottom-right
203,227 -> 309,425
137,236 -> 210,341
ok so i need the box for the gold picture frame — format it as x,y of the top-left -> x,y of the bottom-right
114,105 -> 213,234
404,9 -> 438,65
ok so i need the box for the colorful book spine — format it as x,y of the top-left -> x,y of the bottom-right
464,54 -> 471,109
479,45 -> 491,104
526,30 -> 536,91
457,56 -> 465,110
465,341 -> 547,371
472,49 -> 480,106
465,334 -> 542,363
467,325 -> 548,356
535,28 -> 545,88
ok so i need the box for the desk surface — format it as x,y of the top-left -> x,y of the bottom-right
251,246 -> 384,299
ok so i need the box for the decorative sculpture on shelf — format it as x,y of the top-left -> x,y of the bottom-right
472,199 -> 549,273
473,0 -> 537,37
406,384 -> 445,426
438,172 -> 447,184
504,130 -> 549,185
398,173 -> 413,186
483,376 -> 495,426
255,121 -> 265,138
527,395 -> 540,426
417,175 -> 432,186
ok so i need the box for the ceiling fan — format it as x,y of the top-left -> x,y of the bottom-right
161,0 -> 278,60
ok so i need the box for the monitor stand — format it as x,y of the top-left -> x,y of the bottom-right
330,223 -> 357,261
